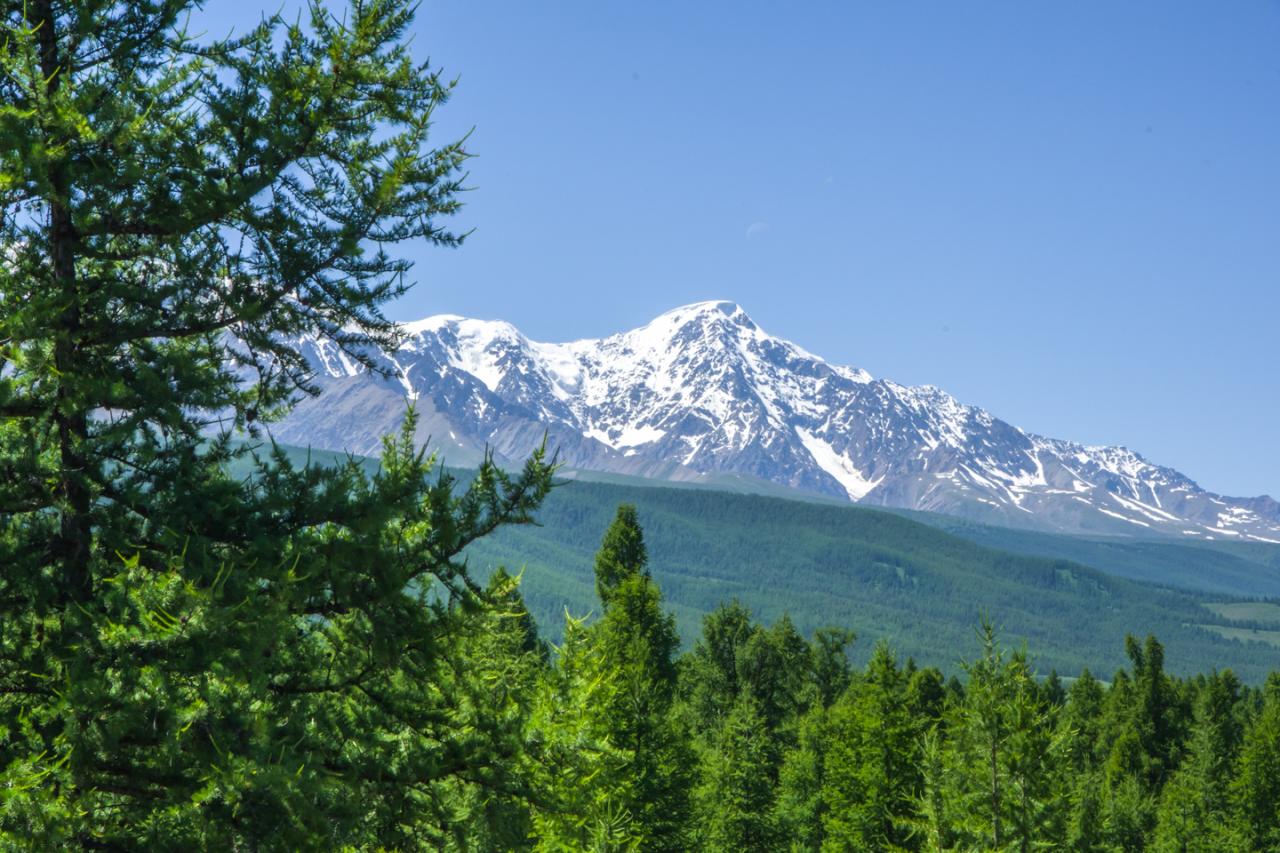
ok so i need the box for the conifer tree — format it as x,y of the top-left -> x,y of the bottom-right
0,0 -> 474,582
1233,674 -> 1280,851
1107,636 -> 1187,793
810,627 -> 856,710
433,569 -> 550,851
906,665 -> 947,727
596,572 -> 692,850
534,506 -> 692,851
682,602 -> 811,749
1063,669 -> 1106,774
774,703 -> 833,852
531,612 -> 639,851
594,503 -> 649,607
1152,670 -> 1246,852
912,727 -> 955,853
821,641 -> 922,851
740,614 -> 812,738
946,621 -> 1067,852
697,695 -> 780,852
1042,670 -> 1066,708
683,600 -> 756,729
0,1 -> 557,845
1064,771 -> 1109,853
487,566 -> 550,661
771,627 -> 853,851
1100,635 -> 1189,850
1057,670 -> 1110,852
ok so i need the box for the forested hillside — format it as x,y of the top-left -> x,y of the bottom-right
563,465 -> 1280,599
889,508 -> 1280,598
254,444 -> 1280,679
464,475 -> 1280,680
455,505 -> 1280,850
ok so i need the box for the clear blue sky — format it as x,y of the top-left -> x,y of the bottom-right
201,1 -> 1280,498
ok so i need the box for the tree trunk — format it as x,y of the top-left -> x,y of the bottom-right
34,0 -> 92,603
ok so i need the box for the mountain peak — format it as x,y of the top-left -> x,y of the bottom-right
696,299 -> 745,316
652,299 -> 754,328
398,313 -> 523,342
272,304 -> 1280,543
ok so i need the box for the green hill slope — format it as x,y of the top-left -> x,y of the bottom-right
552,467 -> 1280,600
881,510 -> 1280,598
247,441 -> 1280,679
464,477 -> 1279,680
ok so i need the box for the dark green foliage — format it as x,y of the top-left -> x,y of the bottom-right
821,642 -> 923,851
682,600 -> 757,729
431,569 -> 548,851
0,1 -> 564,846
680,604 -> 815,797
0,0 -> 471,593
739,615 -> 812,737
673,594 -> 1280,852
532,506 -> 692,851
0,411 -> 556,847
528,509 -> 1280,852
594,573 -> 692,850
1063,669 -> 1107,773
811,627 -> 857,710
1065,771 -> 1109,853
696,696 -> 780,851
1106,636 -> 1189,794
1153,670 -> 1248,852
1042,669 -> 1066,707
594,503 -> 649,607
464,476 -> 1280,680
944,621 -> 1068,851
1234,676 -> 1280,851
488,566 -> 550,662
774,705 -> 832,851
906,665 -> 948,726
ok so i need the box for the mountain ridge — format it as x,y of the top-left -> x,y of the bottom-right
266,301 -> 1280,543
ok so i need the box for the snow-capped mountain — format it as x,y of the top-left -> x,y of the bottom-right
267,300 -> 1280,542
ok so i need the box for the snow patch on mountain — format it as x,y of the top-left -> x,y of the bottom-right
795,427 -> 882,500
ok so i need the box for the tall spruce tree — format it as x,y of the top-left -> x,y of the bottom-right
810,627 -> 855,710
770,628 -> 853,851
696,695 -> 779,852
432,569 -> 550,852
821,642 -> 922,851
1234,674 -> 1280,851
946,621 -> 1068,852
0,1 -> 555,846
593,503 -> 649,607
682,600 -> 756,730
774,702 -> 833,851
682,602 -> 812,748
531,611 -> 639,851
534,505 -> 692,851
1106,636 -> 1187,793
1153,670 -> 1247,852
1100,635 -> 1189,850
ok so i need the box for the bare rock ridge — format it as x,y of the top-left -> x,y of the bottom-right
266,301 -> 1280,542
